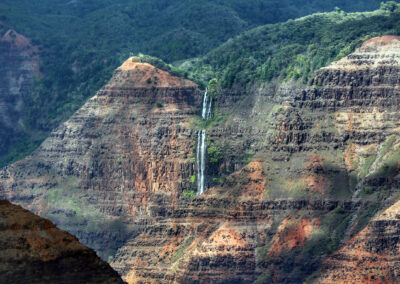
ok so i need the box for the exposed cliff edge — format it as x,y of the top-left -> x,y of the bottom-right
2,37 -> 400,283
0,57 -> 201,260
0,199 -> 123,283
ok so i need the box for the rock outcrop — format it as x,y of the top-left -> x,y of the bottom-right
317,199 -> 400,283
0,57 -> 201,260
0,199 -> 123,283
0,28 -> 39,159
2,37 -> 400,283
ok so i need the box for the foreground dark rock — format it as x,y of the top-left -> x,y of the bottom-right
0,199 -> 123,283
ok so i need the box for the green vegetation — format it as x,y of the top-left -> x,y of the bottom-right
184,3 -> 400,88
38,175 -> 131,260
183,190 -> 196,197
212,175 -> 227,185
1,2 -> 400,166
254,273 -> 272,284
0,135 -> 44,168
242,150 -> 255,164
135,54 -> 189,79
208,144 -> 223,164
170,237 -> 195,263
362,186 -> 375,195
116,155 -> 122,165
372,136 -> 400,178
155,101 -> 164,108
190,175 -> 196,184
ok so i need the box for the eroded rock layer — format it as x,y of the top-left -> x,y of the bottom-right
0,199 -> 123,283
110,37 -> 400,283
2,37 -> 400,283
318,199 -> 400,283
0,58 -> 201,259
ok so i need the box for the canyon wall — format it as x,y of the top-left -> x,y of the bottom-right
2,37 -> 400,283
0,58 -> 202,260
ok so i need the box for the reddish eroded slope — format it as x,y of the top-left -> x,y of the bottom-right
361,35 -> 400,47
268,217 -> 320,256
318,199 -> 400,283
118,58 -> 196,88
0,199 -> 123,283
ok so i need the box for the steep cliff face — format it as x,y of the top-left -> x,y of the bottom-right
2,37 -> 400,283
0,57 -> 201,259
317,199 -> 400,283
0,28 -> 39,158
110,36 -> 400,283
0,199 -> 123,283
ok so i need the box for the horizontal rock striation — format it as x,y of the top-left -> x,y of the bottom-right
318,199 -> 400,283
0,57 -> 202,259
287,36 -> 400,151
3,37 -> 400,283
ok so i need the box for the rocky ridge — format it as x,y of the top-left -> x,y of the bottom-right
110,36 -> 400,282
2,37 -> 400,283
0,57 -> 201,259
317,198 -> 400,283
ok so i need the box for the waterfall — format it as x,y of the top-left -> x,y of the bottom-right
197,130 -> 206,194
196,89 -> 212,195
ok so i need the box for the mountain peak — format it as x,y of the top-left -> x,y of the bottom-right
117,57 -> 197,88
361,35 -> 400,47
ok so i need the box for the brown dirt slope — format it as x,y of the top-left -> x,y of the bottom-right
0,199 -> 124,284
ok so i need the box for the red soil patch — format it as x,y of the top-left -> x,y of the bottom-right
242,160 -> 267,200
1,29 -> 40,74
305,154 -> 330,194
118,57 -> 197,88
268,217 -> 320,256
305,175 -> 329,194
362,35 -> 400,47
2,29 -> 31,48
306,154 -> 324,172
344,144 -> 358,171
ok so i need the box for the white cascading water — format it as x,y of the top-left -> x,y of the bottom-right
196,88 -> 212,195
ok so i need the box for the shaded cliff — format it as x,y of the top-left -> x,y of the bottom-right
0,57 -> 201,260
0,28 -> 40,162
0,199 -> 123,283
2,37 -> 400,283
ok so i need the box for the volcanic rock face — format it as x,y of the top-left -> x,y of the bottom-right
0,57 -> 201,259
3,37 -> 400,283
0,199 -> 123,283
0,28 -> 39,157
109,36 -> 400,283
318,199 -> 400,283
